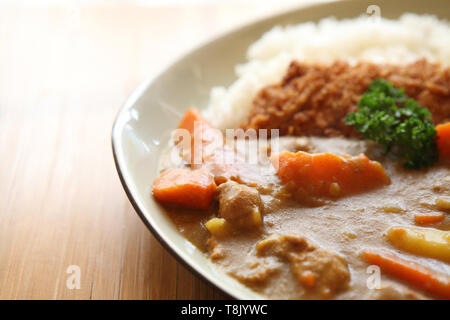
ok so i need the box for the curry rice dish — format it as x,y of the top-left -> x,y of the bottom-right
152,15 -> 450,300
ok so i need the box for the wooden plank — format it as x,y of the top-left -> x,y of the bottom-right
0,3 -> 304,299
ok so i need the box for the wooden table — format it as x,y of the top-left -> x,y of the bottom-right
0,2 -> 313,299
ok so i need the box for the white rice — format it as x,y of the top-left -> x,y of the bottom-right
203,14 -> 450,129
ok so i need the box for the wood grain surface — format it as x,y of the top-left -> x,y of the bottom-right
0,2 -> 313,299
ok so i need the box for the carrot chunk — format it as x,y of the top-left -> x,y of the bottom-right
299,271 -> 316,288
362,250 -> 450,299
271,151 -> 390,198
178,109 -> 212,134
414,214 -> 445,225
436,122 -> 450,161
176,109 -> 223,167
152,168 -> 217,210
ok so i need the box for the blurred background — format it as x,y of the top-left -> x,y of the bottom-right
0,0 -> 330,299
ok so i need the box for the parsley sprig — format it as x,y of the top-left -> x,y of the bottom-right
345,79 -> 438,169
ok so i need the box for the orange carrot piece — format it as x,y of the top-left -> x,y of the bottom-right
362,250 -> 450,299
271,151 -> 390,198
415,214 -> 445,225
176,109 -> 257,185
436,122 -> 450,161
176,109 -> 223,167
178,109 -> 212,134
152,168 -> 217,210
299,271 -> 316,288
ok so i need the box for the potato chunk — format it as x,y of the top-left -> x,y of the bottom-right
436,198 -> 450,211
205,218 -> 232,238
387,227 -> 450,262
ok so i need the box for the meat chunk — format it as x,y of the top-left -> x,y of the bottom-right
256,233 -> 350,298
231,258 -> 280,285
206,237 -> 225,261
217,181 -> 263,230
289,249 -> 351,298
256,233 -> 313,257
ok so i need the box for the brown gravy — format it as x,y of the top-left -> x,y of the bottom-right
159,137 -> 449,299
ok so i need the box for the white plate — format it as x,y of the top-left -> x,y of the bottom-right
112,0 -> 449,299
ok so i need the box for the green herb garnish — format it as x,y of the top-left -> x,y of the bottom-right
345,78 -> 438,169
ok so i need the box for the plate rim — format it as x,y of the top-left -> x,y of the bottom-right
111,83 -> 237,299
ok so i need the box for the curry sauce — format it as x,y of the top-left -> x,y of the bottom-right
157,136 -> 450,299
